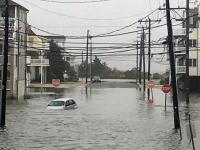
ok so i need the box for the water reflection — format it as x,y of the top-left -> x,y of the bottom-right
1,79 -> 200,149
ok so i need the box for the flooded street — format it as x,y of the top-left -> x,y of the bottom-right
1,80 -> 200,150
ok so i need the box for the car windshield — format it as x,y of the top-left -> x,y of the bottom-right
48,101 -> 64,106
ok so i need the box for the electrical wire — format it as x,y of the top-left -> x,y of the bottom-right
40,0 -> 111,4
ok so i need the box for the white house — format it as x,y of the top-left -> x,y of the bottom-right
174,5 -> 200,90
0,0 -> 28,99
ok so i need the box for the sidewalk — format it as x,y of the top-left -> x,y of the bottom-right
28,81 -> 86,89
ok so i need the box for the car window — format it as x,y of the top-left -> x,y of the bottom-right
48,101 -> 64,106
69,100 -> 74,105
65,100 -> 70,106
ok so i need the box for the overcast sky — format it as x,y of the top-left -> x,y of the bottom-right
13,0 -> 191,73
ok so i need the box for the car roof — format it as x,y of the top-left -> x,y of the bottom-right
51,98 -> 73,102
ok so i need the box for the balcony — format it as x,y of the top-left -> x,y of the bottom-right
176,66 -> 186,74
0,18 -> 15,28
174,46 -> 186,56
0,55 -> 12,65
0,29 -> 14,39
27,57 -> 49,67
174,29 -> 186,38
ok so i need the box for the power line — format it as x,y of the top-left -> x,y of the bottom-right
21,0 -> 148,21
40,0 -> 112,4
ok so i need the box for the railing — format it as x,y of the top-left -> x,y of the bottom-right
176,66 -> 186,74
0,80 -> 11,90
174,46 -> 186,55
0,55 -> 11,65
174,29 -> 186,36
0,29 -> 14,39
27,58 -> 49,66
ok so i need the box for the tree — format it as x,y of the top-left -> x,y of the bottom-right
47,40 -> 70,82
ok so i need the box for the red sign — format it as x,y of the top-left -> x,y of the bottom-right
147,80 -> 155,88
162,84 -> 171,93
52,79 -> 60,87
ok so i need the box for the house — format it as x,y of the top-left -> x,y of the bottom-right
174,5 -> 200,90
0,0 -> 28,99
43,35 -> 79,77
26,28 -> 49,85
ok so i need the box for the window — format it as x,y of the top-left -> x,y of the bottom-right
0,70 -> 10,80
0,43 -> 2,54
193,59 -> 197,67
189,40 -> 197,47
189,59 -> 197,67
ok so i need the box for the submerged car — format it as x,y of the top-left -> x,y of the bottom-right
92,76 -> 101,83
47,98 -> 78,110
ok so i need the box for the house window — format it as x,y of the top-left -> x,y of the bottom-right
0,43 -> 3,55
189,59 -> 197,67
189,39 -> 197,47
0,70 -> 10,80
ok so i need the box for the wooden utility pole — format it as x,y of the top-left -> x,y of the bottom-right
165,0 -> 181,129
85,30 -> 89,84
185,0 -> 190,104
139,34 -> 143,85
136,41 -> 139,84
90,37 -> 93,82
148,19 -> 151,100
0,0 -> 9,128
142,28 -> 146,92
138,19 -> 160,98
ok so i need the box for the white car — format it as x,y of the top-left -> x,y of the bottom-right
47,98 -> 78,110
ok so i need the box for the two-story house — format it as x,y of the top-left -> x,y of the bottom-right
0,0 -> 28,99
26,28 -> 49,86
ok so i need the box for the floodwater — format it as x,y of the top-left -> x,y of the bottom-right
0,79 -> 200,150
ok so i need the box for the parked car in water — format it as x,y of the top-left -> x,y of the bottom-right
92,76 -> 101,83
47,98 -> 78,110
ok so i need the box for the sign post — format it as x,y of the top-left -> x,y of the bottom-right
147,80 -> 155,103
161,84 -> 171,111
52,79 -> 60,98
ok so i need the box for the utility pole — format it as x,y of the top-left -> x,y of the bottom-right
85,30 -> 89,84
185,0 -> 190,104
17,12 -> 20,99
0,0 -> 9,128
139,35 -> 142,85
138,19 -> 161,98
166,0 -> 181,129
148,19 -> 151,100
136,41 -> 139,84
142,28 -> 146,92
90,37 -> 93,82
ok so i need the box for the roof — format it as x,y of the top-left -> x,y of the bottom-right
28,28 -> 37,36
43,35 -> 66,40
51,98 -> 73,102
0,0 -> 29,12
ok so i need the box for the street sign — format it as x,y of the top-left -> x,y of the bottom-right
162,84 -> 171,93
147,80 -> 155,88
52,79 -> 60,87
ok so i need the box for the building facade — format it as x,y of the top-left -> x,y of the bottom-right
0,0 -> 28,99
174,5 -> 200,90
26,28 -> 49,86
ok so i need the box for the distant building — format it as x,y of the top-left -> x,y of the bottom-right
0,0 -> 28,99
173,5 -> 200,90
43,35 -> 79,77
26,28 -> 49,85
